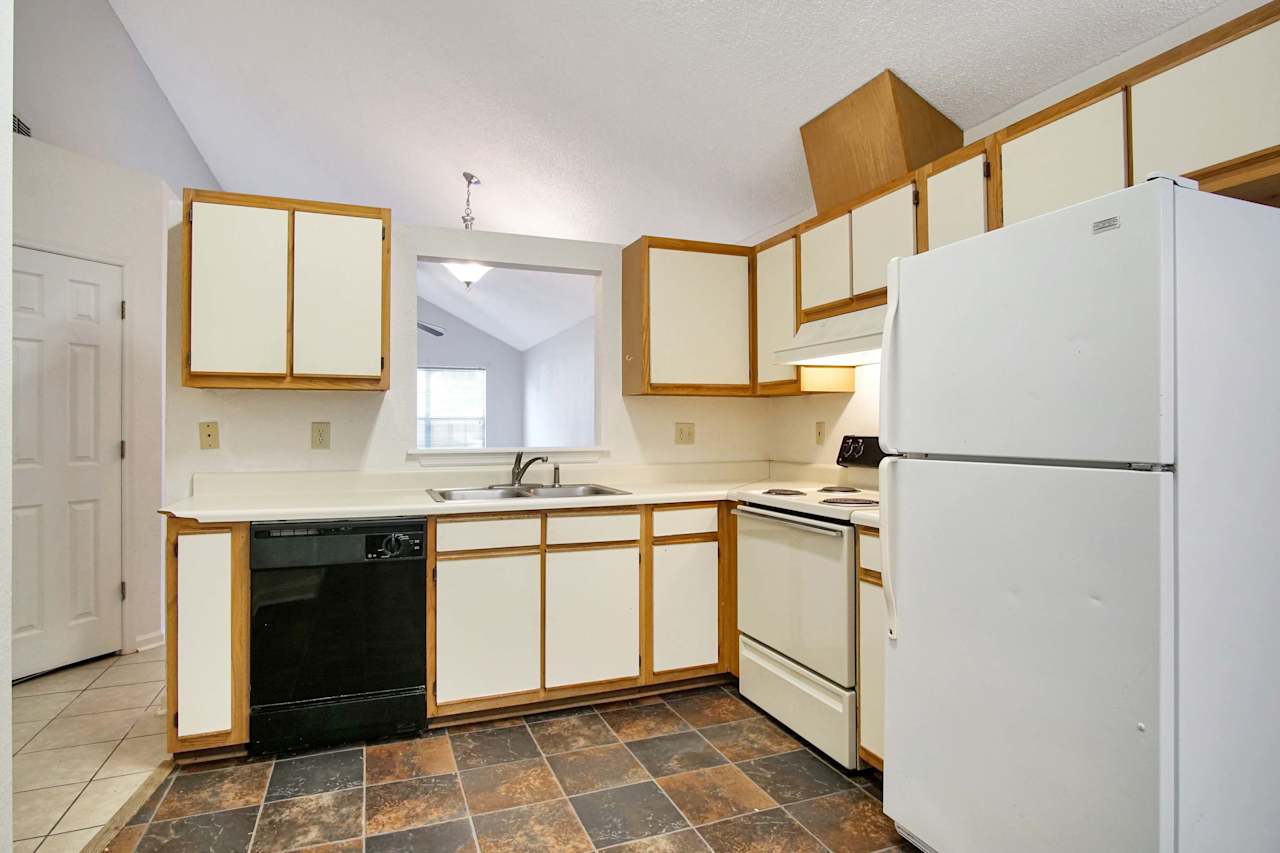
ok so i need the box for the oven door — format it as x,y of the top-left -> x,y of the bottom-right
734,505 -> 855,687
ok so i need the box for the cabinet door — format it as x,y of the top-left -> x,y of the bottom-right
648,248 -> 750,386
857,578 -> 886,766
189,202 -> 289,374
293,211 -> 385,377
1000,93 -> 1127,225
927,155 -> 987,249
652,541 -> 719,672
435,553 -> 541,704
546,548 -> 640,687
799,213 -> 851,309
1131,21 -> 1280,180
851,183 -> 916,295
755,240 -> 798,384
175,531 -> 234,738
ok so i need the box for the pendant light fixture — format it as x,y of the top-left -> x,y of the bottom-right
443,171 -> 492,289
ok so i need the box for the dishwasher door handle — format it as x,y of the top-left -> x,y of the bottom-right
732,506 -> 848,537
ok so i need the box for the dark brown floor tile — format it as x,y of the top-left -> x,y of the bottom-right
601,704 -> 692,741
252,787 -> 364,852
697,807 -> 825,852
105,823 -> 146,853
265,747 -> 363,801
175,754 -> 272,775
786,788 -> 902,853
545,743 -> 651,795
666,691 -> 758,728
570,780 -> 689,847
366,817 -> 478,853
524,704 -> 597,723
855,769 -> 884,800
447,716 -> 525,734
700,716 -> 801,763
627,730 -> 728,778
295,842 -> 365,853
737,749 -> 854,804
366,736 -> 456,783
472,798 -> 593,853
529,712 -> 618,754
593,694 -> 664,712
365,773 -> 468,835
136,805 -> 259,853
127,773 -> 175,825
657,764 -> 776,826
450,725 -> 541,770
153,761 -> 272,821
460,757 -> 562,814
604,829 -> 710,852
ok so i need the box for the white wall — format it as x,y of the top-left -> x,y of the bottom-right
14,136 -> 174,652
417,297 -> 525,447
2,0 -> 16,840
14,0 -> 218,194
524,317 -> 595,447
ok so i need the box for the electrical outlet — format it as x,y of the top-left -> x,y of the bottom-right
311,421 -> 331,450
815,420 -> 827,445
198,421 -> 220,450
675,422 -> 696,445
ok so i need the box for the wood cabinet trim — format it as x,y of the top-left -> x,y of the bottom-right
545,506 -> 641,518
652,532 -> 718,546
858,745 -> 885,771
436,511 -> 542,523
436,545 -> 542,561
858,567 -> 884,586
545,540 -> 641,553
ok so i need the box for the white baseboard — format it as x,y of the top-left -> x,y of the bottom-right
134,630 -> 165,652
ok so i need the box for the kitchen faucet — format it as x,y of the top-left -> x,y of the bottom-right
510,452 -> 548,486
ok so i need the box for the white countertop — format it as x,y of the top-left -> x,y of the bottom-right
851,508 -> 880,528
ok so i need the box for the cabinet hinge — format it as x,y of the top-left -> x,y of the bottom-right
381,356 -> 385,370
120,300 -> 127,320
431,680 -> 436,697
120,439 -> 126,459
983,160 -> 992,179
186,352 -> 191,368
187,207 -> 193,223
173,711 -> 178,728
382,225 -> 386,240
912,189 -> 920,206
120,581 -> 127,600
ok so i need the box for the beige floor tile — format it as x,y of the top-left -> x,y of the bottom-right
13,664 -> 107,698
96,734 -> 168,779
127,707 -> 168,738
14,720 -> 47,754
13,691 -> 80,723
13,838 -> 42,853
112,646 -> 165,665
14,781 -> 85,840
53,771 -> 152,834
22,708 -> 143,753
35,825 -> 103,853
58,683 -> 163,718
14,742 -> 115,792
89,662 -> 166,689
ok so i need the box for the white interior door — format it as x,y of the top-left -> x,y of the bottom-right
12,247 -> 124,679
880,457 -> 1171,853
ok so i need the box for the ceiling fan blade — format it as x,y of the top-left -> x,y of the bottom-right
416,321 -> 445,337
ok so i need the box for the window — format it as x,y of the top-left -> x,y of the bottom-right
417,367 -> 487,448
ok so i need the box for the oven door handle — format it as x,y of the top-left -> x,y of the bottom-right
732,506 -> 848,537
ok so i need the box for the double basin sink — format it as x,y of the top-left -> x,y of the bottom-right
426,483 -> 630,502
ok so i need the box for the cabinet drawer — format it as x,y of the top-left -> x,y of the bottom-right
436,516 -> 540,552
739,635 -> 856,769
653,506 -> 718,538
546,512 -> 640,545
857,530 -> 881,574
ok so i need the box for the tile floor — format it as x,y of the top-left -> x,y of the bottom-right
106,685 -> 915,852
12,646 -> 171,852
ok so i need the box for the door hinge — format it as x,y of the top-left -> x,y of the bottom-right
120,439 -> 127,459
120,581 -> 127,600
912,189 -> 920,206
120,300 -> 127,320
983,160 -> 992,178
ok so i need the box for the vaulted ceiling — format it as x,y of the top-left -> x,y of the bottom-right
112,0 -> 1224,245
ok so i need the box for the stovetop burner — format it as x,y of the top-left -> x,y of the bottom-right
819,497 -> 879,506
817,486 -> 861,493
762,488 -> 806,496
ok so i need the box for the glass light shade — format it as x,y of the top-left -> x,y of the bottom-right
443,262 -> 493,286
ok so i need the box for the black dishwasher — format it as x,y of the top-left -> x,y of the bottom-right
249,518 -> 426,753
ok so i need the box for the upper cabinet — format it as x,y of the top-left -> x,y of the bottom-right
799,213 -> 851,312
923,144 -> 993,251
183,189 -> 390,390
850,181 -> 916,295
622,237 -> 752,396
755,239 -> 799,388
999,92 -> 1127,226
1131,20 -> 1280,183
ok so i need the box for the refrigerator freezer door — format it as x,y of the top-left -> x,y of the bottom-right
881,458 -> 1173,853
881,180 -> 1175,465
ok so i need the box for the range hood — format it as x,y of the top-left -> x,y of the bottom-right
774,306 -> 885,367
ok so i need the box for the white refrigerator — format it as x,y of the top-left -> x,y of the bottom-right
878,177 -> 1280,853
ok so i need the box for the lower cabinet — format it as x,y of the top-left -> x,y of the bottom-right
546,547 -> 641,688
652,541 -> 720,673
857,527 -> 886,770
435,552 -> 541,704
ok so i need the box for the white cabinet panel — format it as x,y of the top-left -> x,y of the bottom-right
648,248 -> 750,386
436,516 -> 540,552
176,532 -> 233,738
545,548 -> 640,687
858,531 -> 881,573
858,579 -> 886,762
293,212 -> 384,377
755,239 -> 798,384
927,155 -> 987,249
436,553 -> 541,703
546,512 -> 640,545
653,541 -> 719,672
652,506 -> 718,538
851,183 -> 916,295
1132,21 -> 1280,180
800,213 -> 852,309
189,202 -> 289,374
1001,93 -> 1127,225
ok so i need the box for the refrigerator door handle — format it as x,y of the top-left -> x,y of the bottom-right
880,457 -> 899,640
879,258 -> 901,456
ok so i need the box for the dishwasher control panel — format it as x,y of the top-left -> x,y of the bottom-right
365,531 -> 424,560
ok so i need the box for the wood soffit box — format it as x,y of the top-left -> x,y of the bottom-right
801,70 -> 963,213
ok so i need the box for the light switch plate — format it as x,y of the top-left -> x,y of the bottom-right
815,421 -> 827,445
198,421 -> 220,450
311,421 -> 331,450
675,422 -> 695,445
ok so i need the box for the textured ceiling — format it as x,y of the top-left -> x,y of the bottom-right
112,0 -> 1223,245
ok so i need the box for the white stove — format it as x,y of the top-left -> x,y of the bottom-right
733,484 -> 879,522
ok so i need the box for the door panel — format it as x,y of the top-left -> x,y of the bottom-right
652,542 -> 719,672
756,239 -> 798,384
545,548 -> 640,687
881,458 -> 1170,852
851,183 -> 916,295
927,154 -> 987,249
857,579 -> 885,763
647,248 -> 750,385
12,247 -> 123,678
884,179 -> 1174,464
799,214 -> 852,309
177,532 -> 233,737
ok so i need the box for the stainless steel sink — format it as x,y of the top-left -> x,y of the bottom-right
426,484 -> 629,502
523,484 -> 629,498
